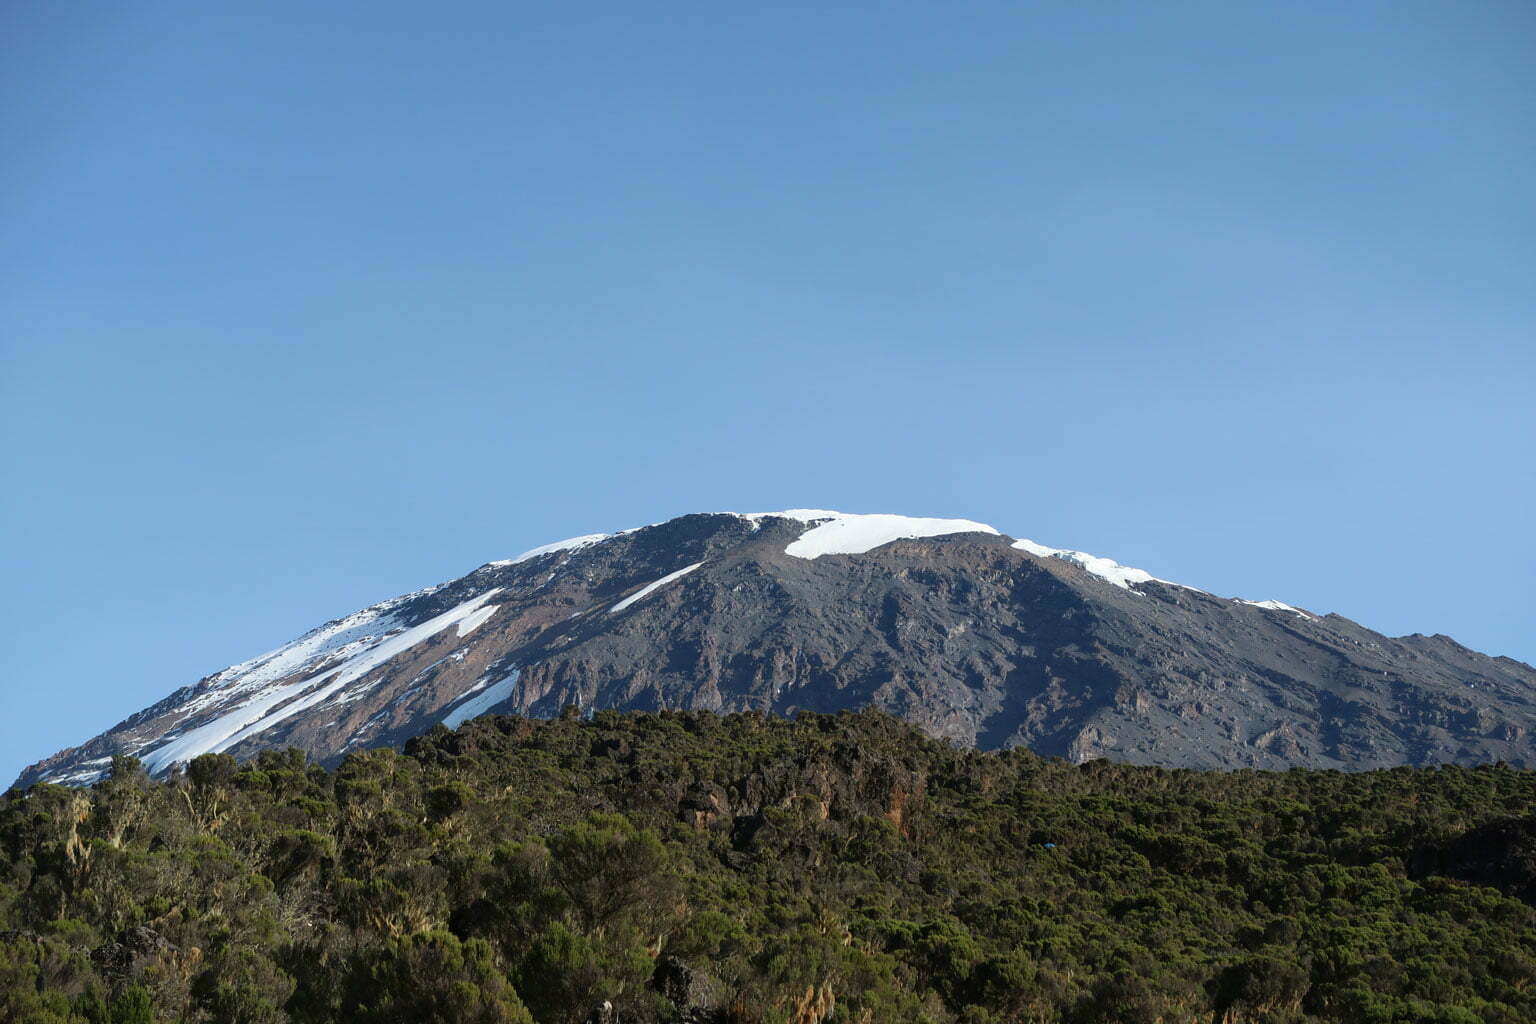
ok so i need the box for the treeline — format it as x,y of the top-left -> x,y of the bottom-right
3,708 -> 1535,1023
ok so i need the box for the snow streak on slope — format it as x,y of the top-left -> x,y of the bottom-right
139,590 -> 502,773
46,758 -> 112,787
1010,536 -> 1310,611
191,596 -> 427,704
1238,599 -> 1316,619
1010,538 -> 1186,591
492,534 -> 611,567
610,563 -> 705,614
442,669 -> 521,729
455,602 -> 501,636
781,513 -> 1001,559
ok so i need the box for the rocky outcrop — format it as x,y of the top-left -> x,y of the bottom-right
89,926 -> 179,985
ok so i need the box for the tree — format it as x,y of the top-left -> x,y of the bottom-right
350,931 -> 533,1024
109,986 -> 153,1024
547,815 -> 676,938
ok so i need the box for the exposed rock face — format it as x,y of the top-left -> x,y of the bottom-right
89,926 -> 178,985
16,510 -> 1536,788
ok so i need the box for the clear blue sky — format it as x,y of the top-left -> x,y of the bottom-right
4,1 -> 1532,786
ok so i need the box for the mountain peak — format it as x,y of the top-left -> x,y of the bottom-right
496,509 -> 1003,566
18,507 -> 1536,788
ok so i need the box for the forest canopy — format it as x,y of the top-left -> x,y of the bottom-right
3,708 -> 1534,1024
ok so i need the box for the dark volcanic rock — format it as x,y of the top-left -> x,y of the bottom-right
17,510 -> 1536,787
89,926 -> 176,982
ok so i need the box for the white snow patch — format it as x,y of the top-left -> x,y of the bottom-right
160,580 -> 454,729
1238,599 -> 1316,619
455,603 -> 500,637
41,757 -> 112,786
1011,539 -> 1194,592
195,609 -> 405,703
745,510 -> 1197,591
781,513 -> 1000,559
492,534 -> 611,567
442,669 -> 521,729
495,512 -> 849,573
610,563 -> 704,613
46,767 -> 109,786
328,645 -> 472,710
139,590 -> 502,773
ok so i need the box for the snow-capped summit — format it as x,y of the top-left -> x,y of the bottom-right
17,509 -> 1536,788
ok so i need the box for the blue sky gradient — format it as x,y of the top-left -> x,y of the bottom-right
4,1 -> 1533,784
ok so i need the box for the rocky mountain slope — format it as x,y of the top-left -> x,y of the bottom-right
17,510 -> 1536,787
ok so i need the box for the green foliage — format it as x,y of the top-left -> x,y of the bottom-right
349,931 -> 532,1023
193,946 -> 295,1024
3,709 -> 1535,1023
546,814 -> 676,936
109,987 -> 152,1024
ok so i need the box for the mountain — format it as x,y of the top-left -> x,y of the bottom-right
16,510 -> 1536,788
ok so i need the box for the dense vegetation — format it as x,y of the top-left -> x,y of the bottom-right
3,709 -> 1535,1024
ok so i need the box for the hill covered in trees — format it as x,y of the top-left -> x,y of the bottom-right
4,709 -> 1536,1024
